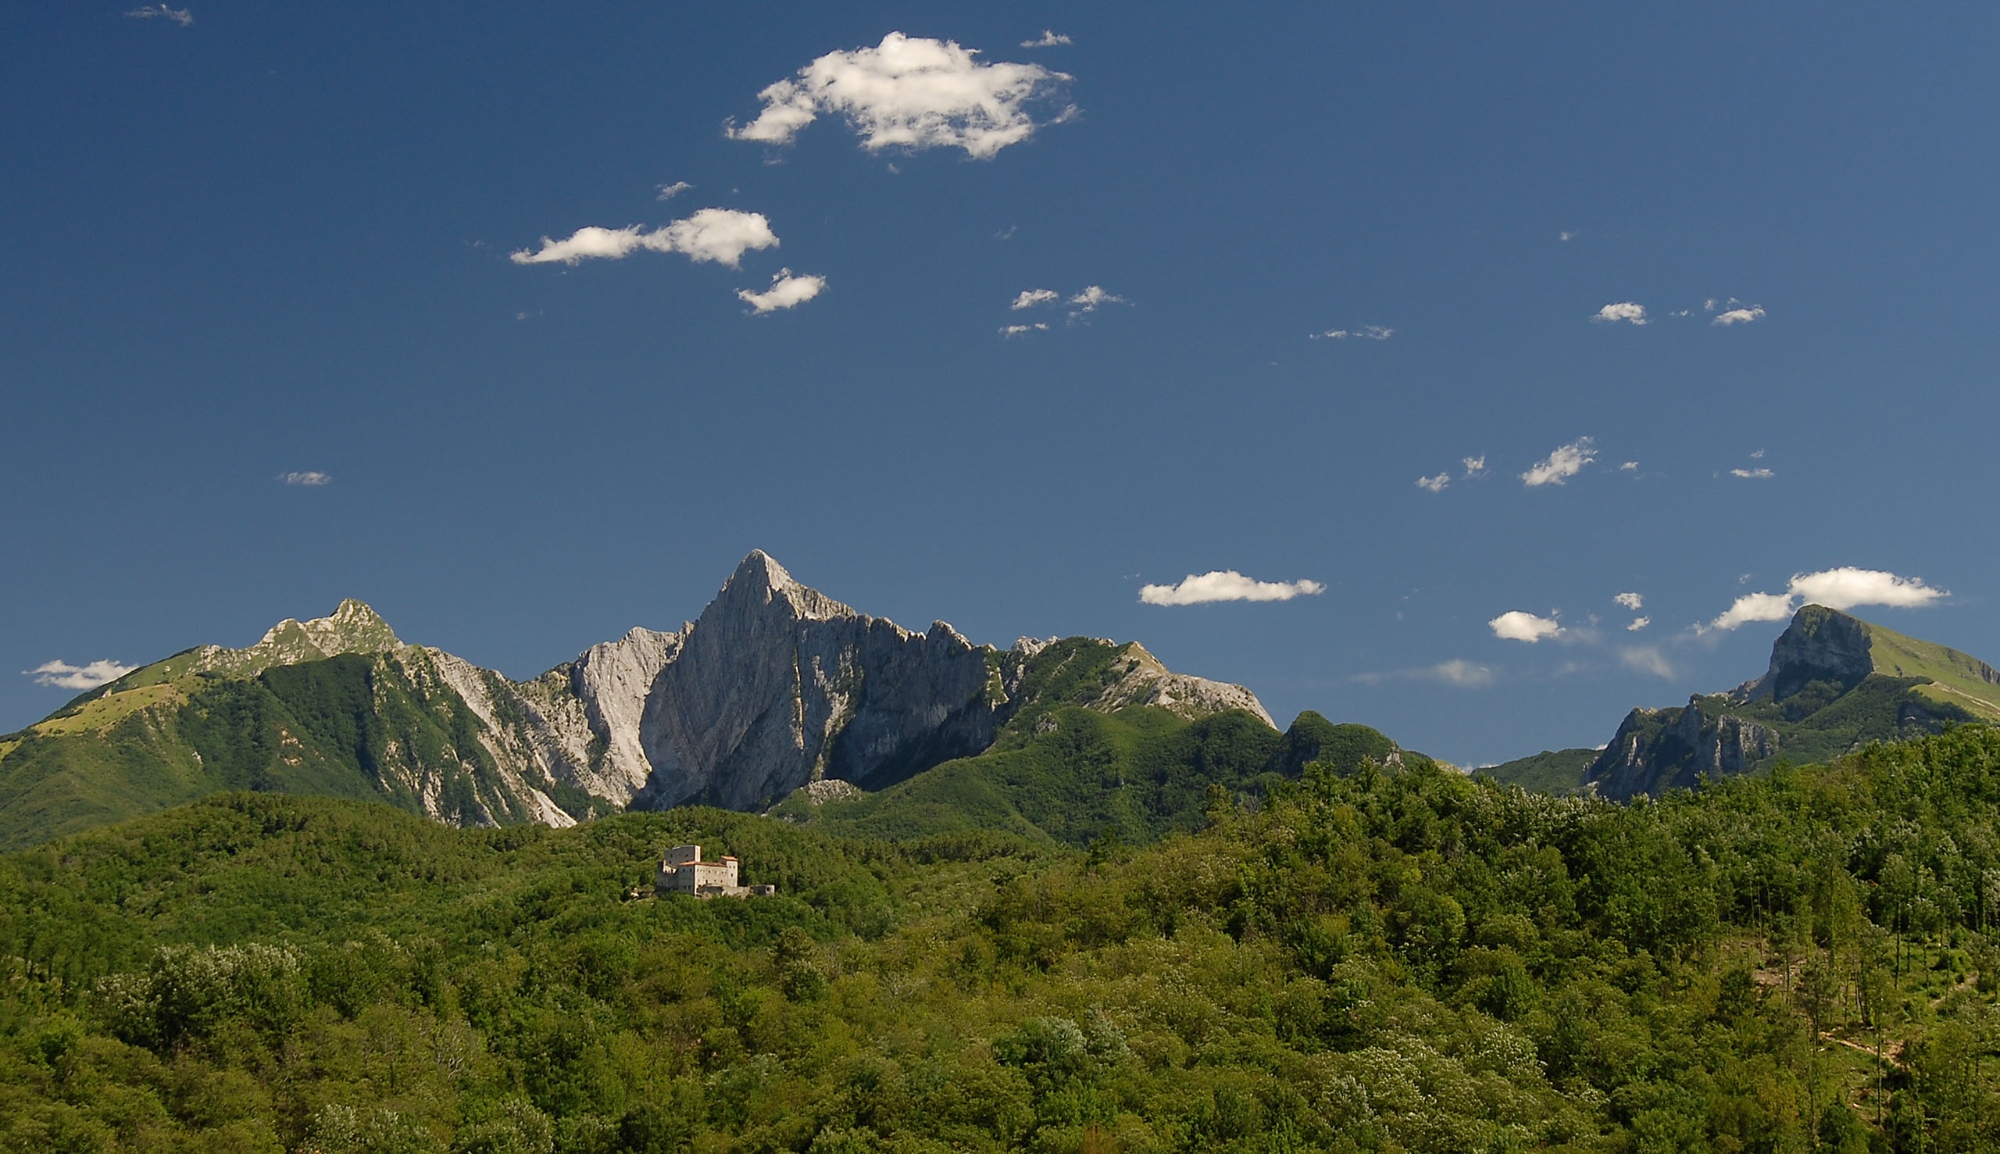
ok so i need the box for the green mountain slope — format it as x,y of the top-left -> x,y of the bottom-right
1,728 -> 1996,1151
1476,746 -> 1598,795
1488,604 -> 2000,799
0,648 -> 612,852
768,636 -> 1419,845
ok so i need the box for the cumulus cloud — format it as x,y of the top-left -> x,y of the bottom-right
1489,611 -> 1563,644
1592,302 -> 1648,325
726,32 -> 1072,159
1627,616 -> 1651,632
1020,30 -> 1071,48
1620,461 -> 1639,471
1416,473 -> 1450,493
27,659 -> 136,690
279,471 -> 330,486
1068,285 -> 1127,314
1791,567 -> 1948,612
1140,570 -> 1327,606
655,181 -> 692,201
1000,322 -> 1049,337
510,208 -> 780,269
1011,288 -> 1059,310
125,5 -> 192,26
1614,592 -> 1644,611
1462,456 -> 1488,478
1706,591 -> 1798,632
1619,647 -> 1675,678
1702,567 -> 1948,633
1311,325 -> 1393,341
737,269 -> 826,313
1730,467 -> 1774,479
1713,304 -> 1766,326
1520,437 -> 1597,487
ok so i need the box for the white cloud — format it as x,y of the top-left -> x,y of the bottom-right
279,471 -> 330,486
1713,305 -> 1766,326
1627,616 -> 1651,632
1489,610 -> 1563,644
1620,461 -> 1638,471
1559,230 -> 1578,242
1020,30 -> 1072,48
1619,646 -> 1674,678
737,269 -> 826,313
726,32 -> 1071,159
1311,325 -> 1393,341
1730,467 -> 1774,479
1416,473 -> 1450,493
1068,285 -> 1128,314
1750,448 -> 1765,459
27,659 -> 136,690
125,5 -> 193,26
1706,591 -> 1798,632
1462,455 -> 1488,478
1706,567 -> 1948,632
1427,659 -> 1494,687
1140,570 -> 1327,606
1520,437 -> 1597,487
1000,322 -> 1049,337
510,208 -> 779,269
1703,298 -> 1719,312
1010,288 -> 1059,310
1592,302 -> 1648,325
1614,592 -> 1643,611
655,181 -> 692,201
1790,567 -> 1948,612
1353,659 -> 1494,688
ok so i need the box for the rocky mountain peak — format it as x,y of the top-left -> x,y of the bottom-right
719,550 -> 853,623
183,599 -> 405,677
1748,604 -> 1875,702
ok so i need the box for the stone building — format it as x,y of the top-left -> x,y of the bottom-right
655,844 -> 776,899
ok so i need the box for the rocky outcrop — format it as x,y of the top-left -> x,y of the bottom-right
1584,696 -> 1779,800
1088,644 -> 1275,726
185,599 -> 404,677
635,553 -> 1005,811
1744,604 -> 1875,702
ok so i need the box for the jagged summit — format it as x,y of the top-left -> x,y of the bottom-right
720,550 -> 853,623
2,552 -> 1280,848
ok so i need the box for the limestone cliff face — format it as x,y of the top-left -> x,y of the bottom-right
1585,696 -> 1779,800
635,553 -> 1003,811
1746,604 -> 1876,701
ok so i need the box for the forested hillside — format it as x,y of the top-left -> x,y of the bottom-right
2,725 -> 1997,1151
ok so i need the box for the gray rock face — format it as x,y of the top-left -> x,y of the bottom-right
1585,695 -> 1779,800
95,555 -> 1272,831
635,553 -> 1003,811
1750,604 -> 1876,701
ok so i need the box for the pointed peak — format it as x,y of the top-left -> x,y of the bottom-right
731,550 -> 797,593
301,599 -> 401,654
709,551 -> 851,624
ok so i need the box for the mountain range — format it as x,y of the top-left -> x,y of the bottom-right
1484,602 -> 2000,798
0,552 -> 1391,851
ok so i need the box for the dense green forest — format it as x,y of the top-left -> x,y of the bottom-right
2,725 -> 1998,1152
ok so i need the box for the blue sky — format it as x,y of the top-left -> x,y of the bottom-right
6,3 -> 2000,766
